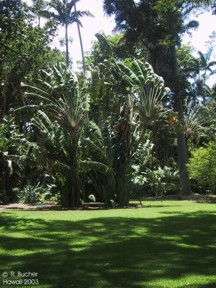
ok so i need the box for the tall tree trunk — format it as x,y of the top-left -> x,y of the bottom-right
74,2 -> 86,73
68,134 -> 81,208
65,23 -> 69,67
0,88 -> 6,123
170,44 -> 192,196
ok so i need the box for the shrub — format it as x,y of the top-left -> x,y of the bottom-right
15,183 -> 40,205
187,141 -> 216,194
15,182 -> 57,205
132,165 -> 179,198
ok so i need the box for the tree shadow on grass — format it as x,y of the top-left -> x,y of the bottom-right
0,210 -> 216,288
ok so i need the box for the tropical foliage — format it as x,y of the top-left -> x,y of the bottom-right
187,141 -> 216,193
0,0 -> 216,207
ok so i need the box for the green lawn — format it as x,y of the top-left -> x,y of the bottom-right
0,201 -> 215,288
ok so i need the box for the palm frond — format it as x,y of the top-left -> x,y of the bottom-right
184,103 -> 212,136
26,64 -> 90,136
81,160 -> 112,174
111,59 -> 169,125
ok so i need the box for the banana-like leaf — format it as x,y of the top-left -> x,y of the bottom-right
81,160 -> 113,175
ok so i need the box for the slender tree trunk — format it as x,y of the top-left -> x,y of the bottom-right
65,23 -> 69,67
74,2 -> 86,73
0,88 -> 6,123
68,134 -> 81,208
202,70 -> 207,104
38,16 -> 41,27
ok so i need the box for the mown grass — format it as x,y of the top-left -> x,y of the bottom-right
0,201 -> 215,288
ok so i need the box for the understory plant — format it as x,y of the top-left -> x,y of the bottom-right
81,121 -> 116,206
187,141 -> 216,194
132,139 -> 179,198
0,114 -> 43,204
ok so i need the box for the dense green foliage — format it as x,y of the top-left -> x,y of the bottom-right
0,0 -> 216,207
102,0 -> 216,196
187,141 -> 216,193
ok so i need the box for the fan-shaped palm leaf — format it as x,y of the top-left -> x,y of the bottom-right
113,59 -> 169,124
184,103 -> 212,137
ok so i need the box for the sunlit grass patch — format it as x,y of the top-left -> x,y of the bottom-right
0,201 -> 215,288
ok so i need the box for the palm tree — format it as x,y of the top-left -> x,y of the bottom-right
94,58 -> 169,205
194,50 -> 216,103
41,0 -> 91,68
115,59 -> 169,158
74,1 -> 86,72
26,63 -> 90,207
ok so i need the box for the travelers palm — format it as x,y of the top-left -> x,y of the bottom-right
91,58 -> 169,206
115,59 -> 169,125
102,0 -> 196,196
26,63 -> 90,207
